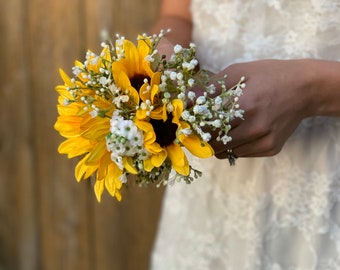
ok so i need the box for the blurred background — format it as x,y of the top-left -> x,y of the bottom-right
0,0 -> 165,269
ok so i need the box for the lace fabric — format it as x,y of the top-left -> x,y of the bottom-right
151,1 -> 340,269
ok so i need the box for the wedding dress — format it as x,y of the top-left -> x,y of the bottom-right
151,0 -> 340,269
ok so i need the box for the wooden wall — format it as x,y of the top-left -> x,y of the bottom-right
0,0 -> 165,269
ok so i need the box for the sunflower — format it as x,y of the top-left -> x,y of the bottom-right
135,99 -> 214,176
55,48 -> 123,202
111,37 -> 214,177
111,36 -> 159,106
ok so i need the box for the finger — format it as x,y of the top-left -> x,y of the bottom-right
213,131 -> 276,158
232,134 -> 282,157
209,125 -> 264,157
226,120 -> 269,150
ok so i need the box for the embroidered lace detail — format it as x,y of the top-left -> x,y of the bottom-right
151,0 -> 340,269
191,0 -> 340,72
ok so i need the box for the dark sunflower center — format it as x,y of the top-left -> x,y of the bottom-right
150,114 -> 178,147
130,74 -> 149,91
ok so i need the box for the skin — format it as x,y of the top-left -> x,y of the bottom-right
152,0 -> 340,159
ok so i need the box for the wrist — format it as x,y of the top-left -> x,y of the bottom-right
302,59 -> 340,117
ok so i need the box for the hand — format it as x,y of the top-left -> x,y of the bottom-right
210,59 -> 315,158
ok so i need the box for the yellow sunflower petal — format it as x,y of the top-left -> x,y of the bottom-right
81,117 -> 110,140
179,132 -> 214,158
97,153 -> 111,181
114,70 -> 139,104
94,179 -> 105,202
171,99 -> 184,125
137,37 -> 155,77
104,163 -> 122,197
56,85 -> 73,100
123,156 -> 138,174
121,39 -> 141,76
143,158 -> 154,172
100,45 -> 111,63
58,137 -> 94,158
85,141 -> 107,166
145,142 -> 164,154
149,106 -> 165,120
136,109 -> 148,120
139,83 -> 150,102
134,120 -> 156,143
151,150 -> 167,167
75,153 -> 98,182
59,68 -> 75,87
166,143 -> 190,176
114,190 -> 122,201
137,36 -> 151,58
151,71 -> 161,86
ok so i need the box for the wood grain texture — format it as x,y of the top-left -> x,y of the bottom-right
0,0 -> 164,269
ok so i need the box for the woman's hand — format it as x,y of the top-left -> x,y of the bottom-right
210,59 -> 326,158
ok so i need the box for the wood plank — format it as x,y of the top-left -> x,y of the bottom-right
25,0 -> 92,269
0,0 -> 38,269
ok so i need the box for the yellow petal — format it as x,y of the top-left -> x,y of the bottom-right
114,190 -> 122,201
74,60 -> 84,68
171,99 -> 184,125
123,156 -> 138,174
81,117 -> 110,140
149,106 -> 165,120
56,85 -> 73,100
151,150 -> 167,167
115,71 -> 139,105
136,109 -> 147,120
105,163 -> 122,197
151,71 -> 161,86
94,180 -> 105,202
59,68 -> 75,87
146,142 -> 164,154
134,120 -> 156,143
121,39 -> 141,76
139,83 -> 150,102
75,153 -> 98,182
137,36 -> 151,59
58,137 -> 93,158
100,45 -> 111,63
85,141 -> 107,166
143,158 -> 154,172
166,143 -> 189,176
179,132 -> 214,158
96,153 -> 111,181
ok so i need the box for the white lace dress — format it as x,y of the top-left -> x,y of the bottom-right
151,1 -> 340,269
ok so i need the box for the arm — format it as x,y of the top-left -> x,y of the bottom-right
151,0 -> 192,58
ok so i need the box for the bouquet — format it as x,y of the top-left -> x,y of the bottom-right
54,30 -> 245,202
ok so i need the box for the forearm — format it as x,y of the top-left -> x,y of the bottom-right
150,0 -> 192,60
305,59 -> 340,117
151,15 -> 193,47
150,15 -> 193,60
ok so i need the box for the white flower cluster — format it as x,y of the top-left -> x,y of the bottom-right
154,42 -> 201,112
181,77 -> 245,144
67,43 -> 135,117
106,114 -> 147,176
